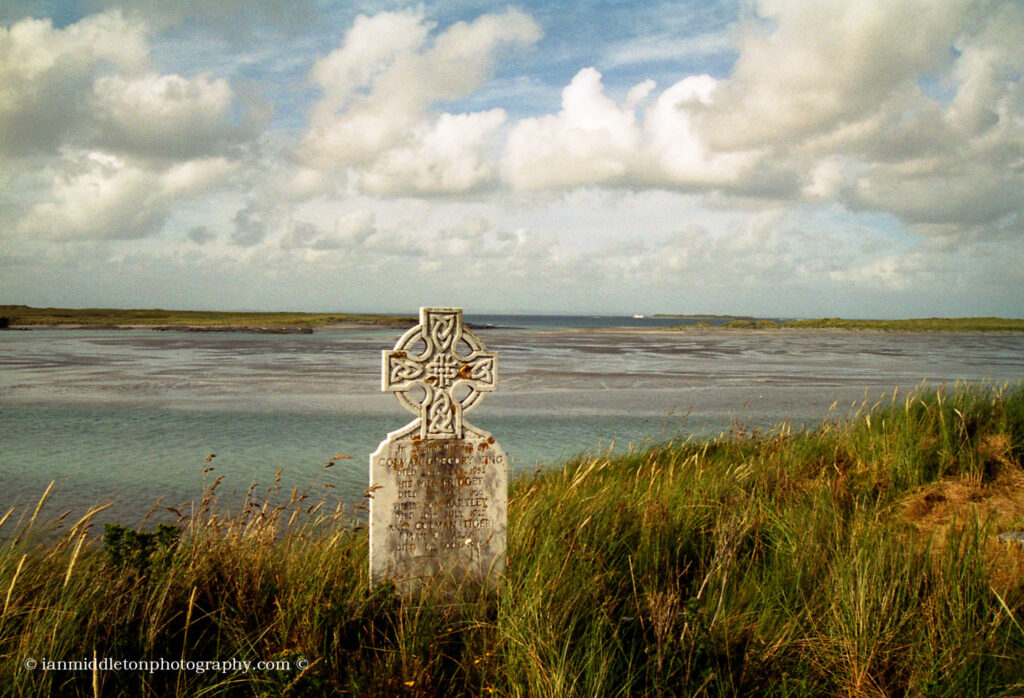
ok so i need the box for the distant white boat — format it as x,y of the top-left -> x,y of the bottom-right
632,314 -> 645,319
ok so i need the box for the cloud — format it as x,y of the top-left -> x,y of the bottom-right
160,157 -> 237,196
1,9 -> 260,165
703,0 -> 964,148
298,8 -> 541,194
91,72 -> 238,158
271,208 -> 377,250
801,158 -> 849,200
16,151 -> 237,240
832,2 -> 1024,231
280,167 -> 329,199
0,11 -> 149,156
497,0 -> 1024,240
3,2 -> 1022,318
601,31 -> 733,69
279,220 -> 320,250
317,208 -> 376,249
501,68 -> 763,191
826,252 -> 938,292
230,199 -> 269,247
846,161 -> 1023,226
307,11 -> 430,123
262,206 -> 550,268
361,109 -> 507,194
642,74 -> 763,188
2,9 -> 256,244
503,68 -> 647,189
17,152 -> 164,240
188,225 -> 215,244
686,0 -> 1024,233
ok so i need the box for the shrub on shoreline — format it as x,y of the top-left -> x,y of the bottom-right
1,383 -> 1023,696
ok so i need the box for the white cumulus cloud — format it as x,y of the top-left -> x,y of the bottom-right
18,151 -> 237,240
498,0 -> 1024,240
503,68 -> 646,189
299,8 -> 541,194
19,152 -> 166,240
0,11 -> 150,156
362,109 -> 507,194
91,72 -> 236,158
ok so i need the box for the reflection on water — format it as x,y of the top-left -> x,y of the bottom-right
2,326 -> 1023,525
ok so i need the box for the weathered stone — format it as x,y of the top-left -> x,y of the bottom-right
369,307 -> 507,590
998,531 -> 1024,548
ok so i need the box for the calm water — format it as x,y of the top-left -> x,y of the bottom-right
2,318 -> 1023,526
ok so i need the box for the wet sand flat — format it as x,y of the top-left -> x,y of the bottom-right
2,326 -> 1022,524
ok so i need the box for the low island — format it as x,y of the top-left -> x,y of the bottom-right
0,305 -> 415,333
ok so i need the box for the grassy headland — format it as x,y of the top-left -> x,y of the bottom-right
653,314 -> 759,320
710,317 -> 1024,332
2,383 -> 1024,696
0,305 -> 414,331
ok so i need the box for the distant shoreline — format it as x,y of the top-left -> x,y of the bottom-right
13,323 -> 1024,336
694,317 -> 1024,332
1,305 -> 1022,334
0,305 -> 416,332
4,323 -> 328,334
651,315 -> 1024,332
652,313 -> 759,320
494,318 -> 1024,334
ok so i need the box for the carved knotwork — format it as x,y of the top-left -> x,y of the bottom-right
388,354 -> 424,383
382,307 -> 497,439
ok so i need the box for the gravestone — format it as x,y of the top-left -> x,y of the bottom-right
369,307 -> 507,590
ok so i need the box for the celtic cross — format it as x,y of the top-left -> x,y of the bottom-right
382,307 -> 497,439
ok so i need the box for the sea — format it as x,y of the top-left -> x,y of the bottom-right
2,315 -> 1023,528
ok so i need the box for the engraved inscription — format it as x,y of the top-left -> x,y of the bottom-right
369,434 -> 507,588
379,440 -> 505,556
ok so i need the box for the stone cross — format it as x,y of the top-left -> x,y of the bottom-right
382,307 -> 497,440
370,307 -> 507,590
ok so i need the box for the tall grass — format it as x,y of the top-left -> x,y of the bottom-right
1,383 -> 1023,696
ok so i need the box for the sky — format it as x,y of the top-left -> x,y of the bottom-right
1,0 -> 1022,317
